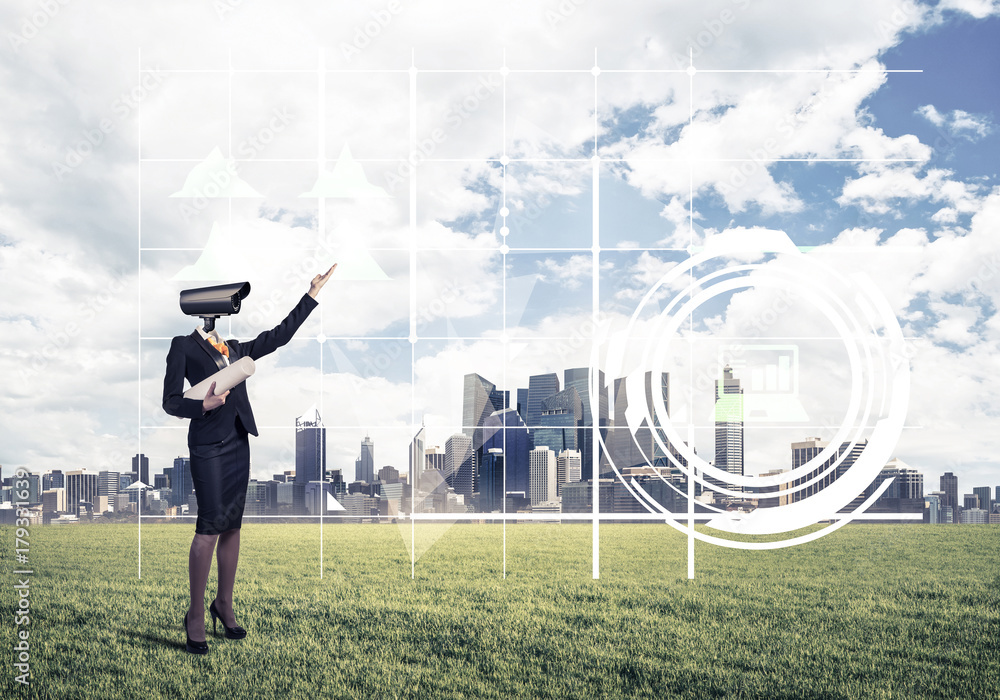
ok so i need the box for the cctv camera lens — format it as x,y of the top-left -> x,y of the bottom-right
232,294 -> 241,312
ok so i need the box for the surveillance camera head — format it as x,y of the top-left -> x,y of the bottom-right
179,282 -> 251,331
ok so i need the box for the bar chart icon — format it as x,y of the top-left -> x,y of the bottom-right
724,344 -> 809,422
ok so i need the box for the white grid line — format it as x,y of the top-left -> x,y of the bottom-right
687,47 -> 696,580
139,68 -> 922,75
134,47 -> 925,583
501,46 -> 509,580
409,49 -> 418,580
137,46 -> 143,581
591,47 -> 601,580
317,48 -> 326,580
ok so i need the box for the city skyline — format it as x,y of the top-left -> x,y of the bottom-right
3,6 -> 1000,510
6,359 -> 1000,525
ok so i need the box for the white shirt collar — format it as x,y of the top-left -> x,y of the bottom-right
196,326 -> 230,364
196,326 -> 223,343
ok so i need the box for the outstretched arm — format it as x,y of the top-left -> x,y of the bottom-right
308,264 -> 336,299
242,264 -> 337,360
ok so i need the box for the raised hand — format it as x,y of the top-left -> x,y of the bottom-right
308,264 -> 337,299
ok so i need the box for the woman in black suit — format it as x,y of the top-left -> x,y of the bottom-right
162,265 -> 335,654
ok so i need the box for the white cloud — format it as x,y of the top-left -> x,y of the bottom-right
838,167 -> 983,215
536,254 -> 596,289
916,104 -> 993,140
608,63 -> 933,215
2,0 -> 999,494
928,300 -> 981,347
935,0 -> 1000,19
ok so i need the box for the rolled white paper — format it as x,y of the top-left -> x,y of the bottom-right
183,356 -> 256,400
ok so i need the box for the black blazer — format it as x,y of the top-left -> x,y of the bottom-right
162,293 -> 318,446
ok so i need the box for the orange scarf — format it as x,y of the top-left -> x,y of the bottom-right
207,337 -> 229,358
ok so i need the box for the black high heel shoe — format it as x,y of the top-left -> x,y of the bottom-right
183,612 -> 208,654
210,599 -> 247,640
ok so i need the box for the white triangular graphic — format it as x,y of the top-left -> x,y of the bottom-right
170,147 -> 262,198
327,491 -> 346,511
300,144 -> 390,198
397,469 -> 458,562
327,248 -> 392,281
172,223 -> 253,281
505,274 -> 539,328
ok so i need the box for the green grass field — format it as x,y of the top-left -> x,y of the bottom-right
2,523 -> 998,699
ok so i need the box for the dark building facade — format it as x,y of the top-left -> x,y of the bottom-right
295,408 -> 326,484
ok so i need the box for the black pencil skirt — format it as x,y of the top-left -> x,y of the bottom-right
189,419 -> 251,535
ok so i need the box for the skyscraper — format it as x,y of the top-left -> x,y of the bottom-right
924,492 -> 942,524
446,433 -> 476,498
526,373 -> 560,428
940,472 -> 959,523
611,376 -> 640,470
17,472 -> 41,505
119,473 -> 134,493
790,437 -> 868,509
172,457 -> 192,507
713,365 -> 744,496
610,372 -> 671,475
378,466 -> 400,484
295,407 -> 326,484
355,435 -> 375,483
98,470 -> 120,498
304,481 -> 331,516
277,481 -> 306,514
45,469 -> 65,491
132,454 -> 149,486
463,373 -> 507,449
564,367 -> 608,481
479,448 -> 505,512
973,486 -> 992,515
481,408 -> 532,496
65,470 -> 99,516
529,446 -> 557,505
556,449 -> 582,495
245,480 -> 268,517
534,387 -> 582,454
634,372 -> 671,470
425,447 -> 446,474
409,425 -> 425,489
516,388 -> 529,423
868,458 -> 923,510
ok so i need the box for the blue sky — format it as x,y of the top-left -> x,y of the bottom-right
1,0 -> 998,498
